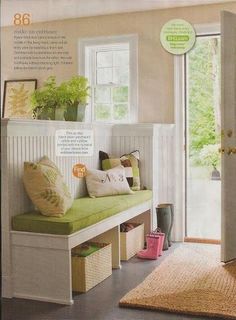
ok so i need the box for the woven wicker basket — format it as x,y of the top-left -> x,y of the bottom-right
72,242 -> 112,292
120,223 -> 144,261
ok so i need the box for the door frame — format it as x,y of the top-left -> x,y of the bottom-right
174,23 -> 220,242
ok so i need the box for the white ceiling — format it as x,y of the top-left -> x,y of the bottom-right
1,0 -> 235,26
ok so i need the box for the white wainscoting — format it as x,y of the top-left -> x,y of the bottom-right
1,119 -> 113,217
1,119 -> 113,297
112,124 -> 175,228
1,119 -> 175,298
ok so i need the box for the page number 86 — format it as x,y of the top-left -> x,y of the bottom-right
14,13 -> 31,25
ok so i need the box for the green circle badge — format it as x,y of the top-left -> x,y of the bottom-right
160,19 -> 196,55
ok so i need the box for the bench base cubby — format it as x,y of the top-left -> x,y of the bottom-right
10,202 -> 152,305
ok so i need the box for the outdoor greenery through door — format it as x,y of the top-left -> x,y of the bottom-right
186,34 -> 221,240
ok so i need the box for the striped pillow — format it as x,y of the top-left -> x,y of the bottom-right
101,150 -> 141,191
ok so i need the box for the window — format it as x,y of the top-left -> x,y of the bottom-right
79,35 -> 138,123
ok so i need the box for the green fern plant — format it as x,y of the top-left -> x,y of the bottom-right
31,76 -> 90,121
31,76 -> 57,119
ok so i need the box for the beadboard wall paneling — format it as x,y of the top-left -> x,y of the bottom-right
2,119 -> 113,217
1,119 -> 113,298
112,124 -> 175,226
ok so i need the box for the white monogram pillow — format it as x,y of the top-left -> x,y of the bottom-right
85,165 -> 134,198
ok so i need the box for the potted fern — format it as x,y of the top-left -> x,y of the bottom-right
31,76 -> 57,120
31,76 -> 90,121
62,76 -> 90,121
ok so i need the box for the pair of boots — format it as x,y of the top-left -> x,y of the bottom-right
137,230 -> 165,260
156,203 -> 174,250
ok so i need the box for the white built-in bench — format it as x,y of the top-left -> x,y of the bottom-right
11,198 -> 152,304
1,119 -> 174,304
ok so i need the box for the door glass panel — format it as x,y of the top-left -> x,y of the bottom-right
186,35 -> 221,240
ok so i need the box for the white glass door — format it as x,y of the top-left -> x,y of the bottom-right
221,11 -> 236,263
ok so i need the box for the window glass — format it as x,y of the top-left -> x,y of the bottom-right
95,104 -> 111,121
113,50 -> 129,66
114,104 -> 128,120
93,47 -> 130,122
113,87 -> 128,103
83,38 -> 137,123
96,67 -> 113,85
94,87 -> 111,103
96,51 -> 112,67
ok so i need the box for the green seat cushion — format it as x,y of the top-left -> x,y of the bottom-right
12,190 -> 152,235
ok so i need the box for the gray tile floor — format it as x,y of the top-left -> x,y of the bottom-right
1,244 -> 224,320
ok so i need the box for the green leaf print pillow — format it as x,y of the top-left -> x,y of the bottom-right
23,156 -> 73,217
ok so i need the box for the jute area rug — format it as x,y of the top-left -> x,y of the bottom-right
120,244 -> 236,319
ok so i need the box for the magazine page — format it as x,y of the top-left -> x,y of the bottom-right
1,1 -> 236,319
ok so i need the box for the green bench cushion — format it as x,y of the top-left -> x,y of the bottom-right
12,190 -> 152,235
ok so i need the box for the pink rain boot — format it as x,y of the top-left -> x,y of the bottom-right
137,234 -> 160,260
150,229 -> 165,256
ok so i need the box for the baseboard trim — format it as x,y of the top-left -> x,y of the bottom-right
2,275 -> 13,298
184,237 -> 221,245
112,264 -> 122,269
13,293 -> 74,305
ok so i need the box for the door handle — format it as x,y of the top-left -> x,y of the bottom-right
219,147 -> 236,155
226,147 -> 236,155
221,129 -> 233,138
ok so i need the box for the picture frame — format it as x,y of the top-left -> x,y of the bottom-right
2,79 -> 37,119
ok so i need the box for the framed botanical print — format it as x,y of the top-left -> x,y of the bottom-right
2,79 -> 37,119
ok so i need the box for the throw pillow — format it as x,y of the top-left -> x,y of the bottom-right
100,150 -> 141,191
99,150 -> 110,169
85,165 -> 134,198
99,150 -> 109,161
23,156 -> 73,217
